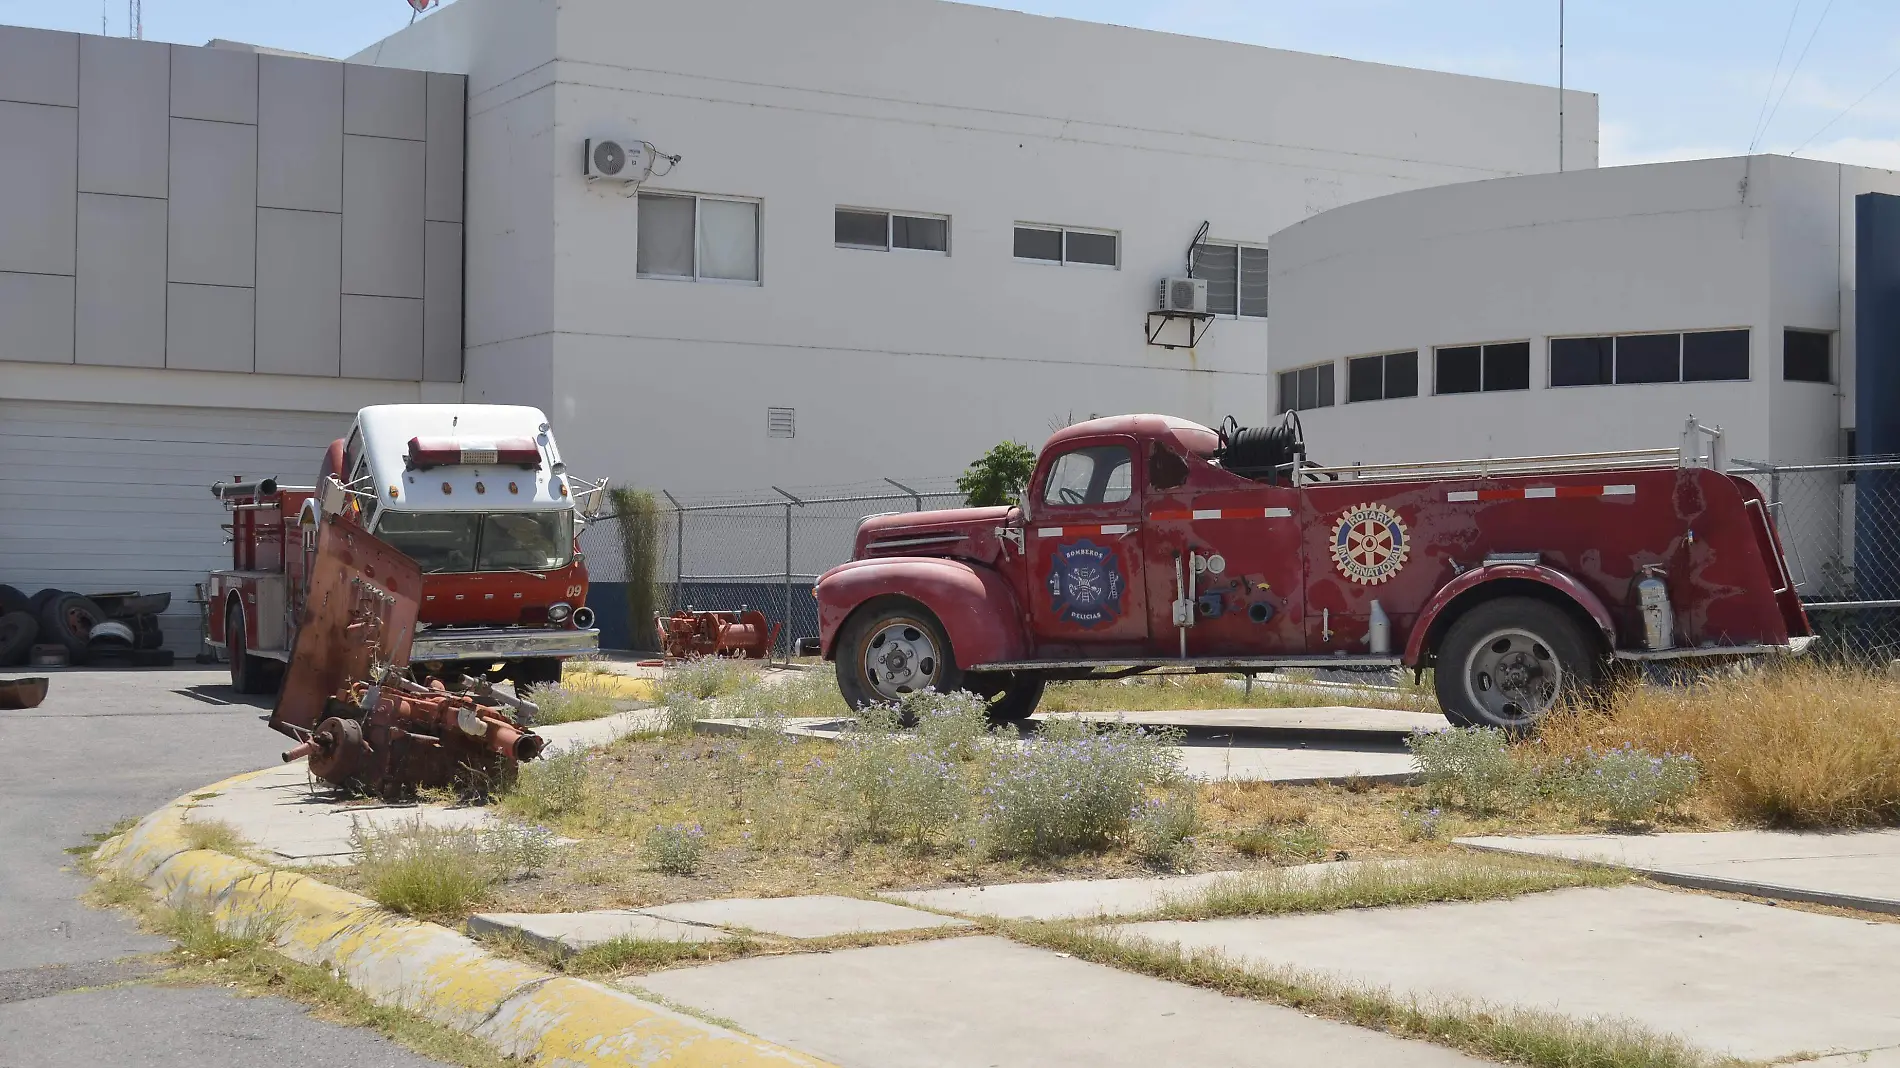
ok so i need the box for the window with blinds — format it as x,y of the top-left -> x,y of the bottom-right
1191,241 -> 1268,318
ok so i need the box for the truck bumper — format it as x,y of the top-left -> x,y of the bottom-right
410,627 -> 600,663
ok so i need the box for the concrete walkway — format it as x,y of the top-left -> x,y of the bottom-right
1459,829 -> 1900,914
1114,885 -> 1900,1062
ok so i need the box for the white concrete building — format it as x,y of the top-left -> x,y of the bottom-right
1267,153 -> 1900,468
354,0 -> 1595,495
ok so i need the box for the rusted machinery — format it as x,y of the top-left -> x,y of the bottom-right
655,608 -> 780,660
268,512 -> 546,798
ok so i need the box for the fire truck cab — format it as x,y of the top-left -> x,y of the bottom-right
208,404 -> 602,693
815,413 -> 1812,730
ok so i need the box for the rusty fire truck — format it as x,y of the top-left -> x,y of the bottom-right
815,413 -> 1811,730
207,404 -> 603,693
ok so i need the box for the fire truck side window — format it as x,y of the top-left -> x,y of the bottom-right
1148,441 -> 1189,490
1043,445 -> 1134,507
342,428 -> 364,482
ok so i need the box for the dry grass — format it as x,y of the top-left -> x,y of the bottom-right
180,819 -> 250,858
1039,672 -> 1434,714
1534,663 -> 1900,827
1146,853 -> 1627,922
527,670 -> 623,724
1008,920 -> 1736,1068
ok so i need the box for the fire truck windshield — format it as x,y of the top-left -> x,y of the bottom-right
374,511 -> 575,574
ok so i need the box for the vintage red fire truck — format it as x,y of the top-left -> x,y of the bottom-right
207,404 -> 603,693
815,413 -> 1811,729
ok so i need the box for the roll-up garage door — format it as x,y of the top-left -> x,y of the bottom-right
0,401 -> 352,655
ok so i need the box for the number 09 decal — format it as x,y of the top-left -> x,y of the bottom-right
566,585 -> 584,599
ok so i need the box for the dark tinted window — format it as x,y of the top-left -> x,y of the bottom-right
1014,226 -> 1062,262
1436,346 -> 1482,394
1386,351 -> 1418,398
1347,355 -> 1384,403
1484,342 -> 1531,391
1785,329 -> 1831,382
1682,329 -> 1749,382
1278,371 -> 1296,413
1065,230 -> 1118,266
892,214 -> 948,252
835,209 -> 888,250
1239,247 -> 1271,318
1550,336 -> 1613,386
1277,364 -> 1334,412
1616,333 -> 1680,384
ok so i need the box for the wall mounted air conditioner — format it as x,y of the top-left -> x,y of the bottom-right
1158,277 -> 1209,315
583,137 -> 653,183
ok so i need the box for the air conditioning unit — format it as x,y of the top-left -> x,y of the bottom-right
583,137 -> 653,183
1159,276 -> 1209,315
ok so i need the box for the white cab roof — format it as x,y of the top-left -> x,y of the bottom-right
356,404 -> 572,514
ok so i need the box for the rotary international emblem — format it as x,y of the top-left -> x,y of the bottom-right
1331,503 -> 1410,585
1047,539 -> 1126,628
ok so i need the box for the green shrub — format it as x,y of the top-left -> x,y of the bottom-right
1132,786 -> 1200,870
642,822 -> 706,874
956,440 -> 1038,507
662,692 -> 705,735
822,706 -> 967,849
1399,807 -> 1446,842
980,718 -> 1180,859
606,488 -> 664,654
1407,727 -> 1527,813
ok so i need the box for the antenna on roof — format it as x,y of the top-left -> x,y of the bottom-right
127,0 -> 141,39
1557,0 -> 1565,173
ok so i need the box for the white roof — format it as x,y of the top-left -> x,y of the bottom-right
356,404 -> 573,514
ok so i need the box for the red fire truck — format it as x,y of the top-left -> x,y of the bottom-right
815,413 -> 1811,730
207,404 -> 603,694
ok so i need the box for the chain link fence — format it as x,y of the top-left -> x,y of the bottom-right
582,480 -> 964,655
1734,457 -> 1900,660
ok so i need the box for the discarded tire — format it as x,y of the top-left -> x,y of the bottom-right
0,585 -> 29,616
27,588 -> 60,615
38,593 -> 107,664
0,611 -> 37,666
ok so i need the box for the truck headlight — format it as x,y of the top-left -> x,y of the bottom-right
547,602 -> 572,624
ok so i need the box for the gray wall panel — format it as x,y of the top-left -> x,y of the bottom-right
342,295 -> 423,380
76,194 -> 167,368
0,272 -> 75,364
0,102 -> 78,275
424,221 -> 463,382
168,118 -> 257,286
170,45 -> 257,125
258,55 -> 343,213
78,36 -> 170,199
0,25 -> 77,107
256,208 -> 341,377
425,73 -> 464,223
344,64 -> 425,141
343,135 -> 424,298
166,283 -> 254,372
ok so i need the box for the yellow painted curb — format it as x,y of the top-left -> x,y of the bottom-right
583,674 -> 659,702
93,772 -> 836,1068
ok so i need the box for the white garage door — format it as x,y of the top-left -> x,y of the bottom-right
0,401 -> 353,655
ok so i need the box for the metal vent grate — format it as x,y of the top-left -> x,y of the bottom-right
766,407 -> 796,439
592,140 -> 626,175
1170,279 -> 1198,309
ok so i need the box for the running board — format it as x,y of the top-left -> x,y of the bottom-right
1612,638 -> 1810,661
966,655 -> 1405,672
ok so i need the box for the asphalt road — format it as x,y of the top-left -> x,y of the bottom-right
0,667 -> 451,1068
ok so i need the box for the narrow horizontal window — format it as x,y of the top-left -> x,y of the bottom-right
835,209 -> 889,250
1278,363 -> 1334,412
1065,230 -> 1118,267
1550,336 -> 1613,386
1347,351 -> 1417,403
1784,329 -> 1831,383
1616,333 -> 1681,384
1017,224 -> 1118,267
892,214 -> 948,253
1014,225 -> 1063,262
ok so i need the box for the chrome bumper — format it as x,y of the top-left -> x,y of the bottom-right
409,627 -> 600,663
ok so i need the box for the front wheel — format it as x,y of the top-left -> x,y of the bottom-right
835,600 -> 962,711
226,605 -> 273,695
1433,596 -> 1601,732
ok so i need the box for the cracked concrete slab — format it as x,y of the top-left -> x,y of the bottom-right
640,896 -> 970,939
467,911 -> 728,954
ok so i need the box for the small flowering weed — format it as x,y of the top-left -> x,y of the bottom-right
642,822 -> 707,874
1399,807 -> 1445,842
1132,785 -> 1201,870
502,746 -> 591,822
660,657 -> 759,701
903,689 -> 994,762
824,706 -> 966,849
1407,727 -> 1528,813
661,692 -> 704,735
525,676 -> 617,725
980,718 -> 1181,859
1548,744 -> 1700,824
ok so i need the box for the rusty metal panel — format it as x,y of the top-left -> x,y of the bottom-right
269,512 -> 420,738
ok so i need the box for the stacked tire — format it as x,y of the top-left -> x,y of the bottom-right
0,584 -> 122,667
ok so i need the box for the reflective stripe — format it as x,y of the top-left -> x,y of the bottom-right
1149,506 -> 1296,521
1604,484 -> 1636,496
1265,507 -> 1293,518
1526,487 -> 1558,499
1037,527 -> 1063,538
1448,485 -> 1639,502
1447,491 -> 1479,503
1099,524 -> 1132,536
1192,509 -> 1222,520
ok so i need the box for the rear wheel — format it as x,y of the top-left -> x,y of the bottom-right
226,604 -> 274,695
965,672 -> 1046,724
1434,597 -> 1600,732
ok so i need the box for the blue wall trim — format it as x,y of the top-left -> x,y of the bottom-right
1857,193 -> 1900,599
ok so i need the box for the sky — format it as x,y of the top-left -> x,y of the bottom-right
5,0 -> 1900,171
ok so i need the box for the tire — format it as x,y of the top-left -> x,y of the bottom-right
0,585 -> 29,616
834,599 -> 963,712
28,588 -> 61,615
511,657 -> 564,696
1434,596 -> 1601,732
0,611 -> 36,667
965,672 -> 1046,724
38,592 -> 105,664
226,604 -> 273,695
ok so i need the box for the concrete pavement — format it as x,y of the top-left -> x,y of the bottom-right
0,667 -> 454,1067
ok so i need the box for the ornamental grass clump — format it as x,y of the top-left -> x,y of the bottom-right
1407,726 -> 1528,814
980,718 -> 1180,859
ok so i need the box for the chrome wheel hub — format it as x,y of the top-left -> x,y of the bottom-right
864,621 -> 940,700
1465,628 -> 1562,725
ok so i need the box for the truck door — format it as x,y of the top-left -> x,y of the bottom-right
1025,437 -> 1150,652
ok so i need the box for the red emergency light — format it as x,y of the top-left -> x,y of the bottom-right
406,437 -> 542,470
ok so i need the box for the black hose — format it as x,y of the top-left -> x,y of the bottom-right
1212,412 -> 1305,482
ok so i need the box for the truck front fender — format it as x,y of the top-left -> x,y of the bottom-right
817,557 -> 1029,669
1405,563 -> 1619,666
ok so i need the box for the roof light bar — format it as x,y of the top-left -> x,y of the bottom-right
406,437 -> 541,470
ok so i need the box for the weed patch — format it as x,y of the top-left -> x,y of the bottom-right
979,718 -> 1180,859
350,816 -> 558,921
1148,854 -> 1625,921
642,823 -> 708,874
181,819 -> 250,858
527,673 -> 620,725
